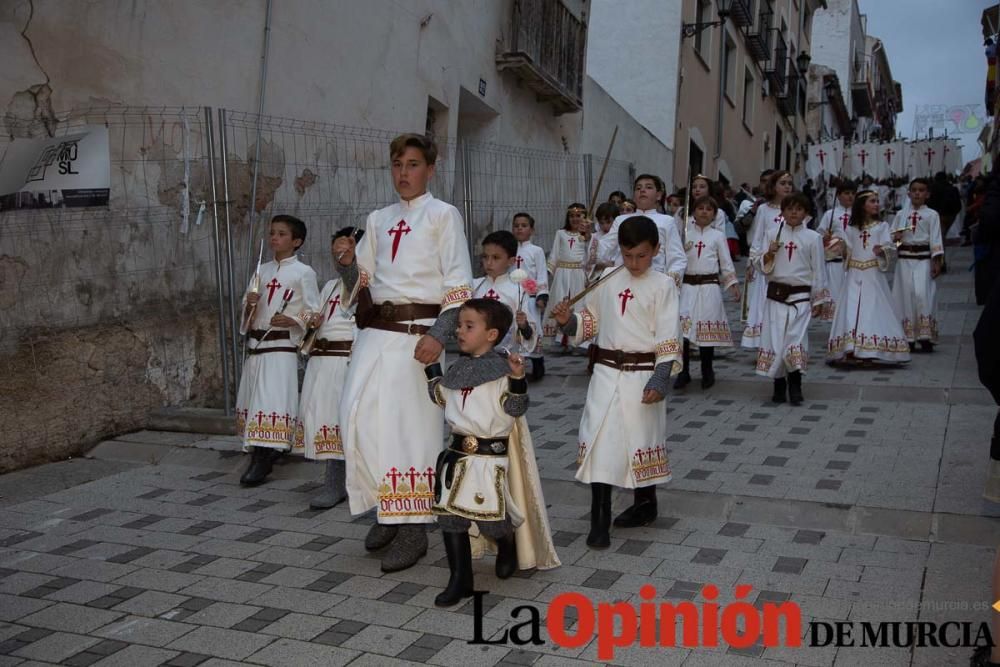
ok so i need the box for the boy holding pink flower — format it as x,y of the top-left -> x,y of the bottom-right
473,231 -> 537,354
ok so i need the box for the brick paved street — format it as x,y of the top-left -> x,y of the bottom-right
1,248 -> 998,666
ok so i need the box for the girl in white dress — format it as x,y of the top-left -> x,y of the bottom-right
827,191 -> 911,365
742,170 -> 794,350
686,175 -> 727,236
543,203 -> 589,351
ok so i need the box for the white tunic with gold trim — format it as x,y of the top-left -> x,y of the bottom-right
543,229 -> 588,337
890,205 -> 943,343
754,225 -> 830,378
742,203 -> 784,349
473,273 -> 538,354
567,267 -> 683,488
515,240 -> 549,356
816,204 -> 852,319
294,278 -> 355,460
680,223 -> 738,347
236,255 -> 319,451
340,192 -> 473,524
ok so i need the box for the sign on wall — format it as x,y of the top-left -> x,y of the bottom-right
0,125 -> 110,211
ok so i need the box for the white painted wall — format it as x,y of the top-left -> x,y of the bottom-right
811,0 -> 864,114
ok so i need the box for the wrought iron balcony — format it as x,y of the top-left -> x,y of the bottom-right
496,0 -> 586,115
743,5 -> 773,62
764,30 -> 788,95
729,0 -> 755,27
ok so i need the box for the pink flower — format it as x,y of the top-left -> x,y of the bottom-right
522,279 -> 538,295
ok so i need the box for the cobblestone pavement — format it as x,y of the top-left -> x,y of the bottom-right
1,247 -> 998,666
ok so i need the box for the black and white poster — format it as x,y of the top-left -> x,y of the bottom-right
0,125 -> 110,211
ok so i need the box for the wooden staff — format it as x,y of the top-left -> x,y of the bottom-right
587,126 -> 619,219
565,264 -> 626,309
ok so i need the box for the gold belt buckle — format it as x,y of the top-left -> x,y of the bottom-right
461,435 -> 478,454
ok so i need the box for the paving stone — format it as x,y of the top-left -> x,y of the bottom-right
341,624 -> 422,656
12,632 -> 100,662
247,637 -> 358,666
183,603 -> 261,629
90,644 -> 180,666
166,626 -> 275,661
18,603 -> 122,634
93,615 -> 196,647
772,556 -> 808,575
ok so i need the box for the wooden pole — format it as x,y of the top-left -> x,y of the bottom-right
588,125 -> 619,218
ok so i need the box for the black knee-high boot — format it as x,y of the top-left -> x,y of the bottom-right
495,532 -> 517,579
435,530 -> 473,607
700,347 -> 715,389
772,377 -> 787,403
586,483 -> 612,549
674,340 -> 691,389
531,357 -> 545,381
613,485 -> 657,528
788,371 -> 804,406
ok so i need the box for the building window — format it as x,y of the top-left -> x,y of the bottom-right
774,125 -> 783,170
742,68 -> 755,130
694,0 -> 713,65
723,33 -> 737,103
689,140 -> 705,177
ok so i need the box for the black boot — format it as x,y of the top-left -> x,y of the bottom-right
700,347 -> 715,389
586,483 -> 612,549
674,340 -> 691,389
435,531 -> 474,607
495,532 -> 518,579
909,342 -> 917,353
771,377 -> 787,404
788,371 -> 804,406
613,485 -> 657,528
240,447 -> 278,487
919,340 -> 934,353
531,357 -> 545,381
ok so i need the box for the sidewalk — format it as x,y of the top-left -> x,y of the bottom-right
1,247 -> 997,666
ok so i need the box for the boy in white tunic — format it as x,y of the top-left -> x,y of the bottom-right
294,227 -> 364,509
890,177 -> 944,352
597,174 -> 687,288
816,182 -> 856,320
675,197 -> 740,390
333,134 -> 473,573
755,194 -> 831,406
426,299 -> 558,606
474,231 -> 537,354
512,213 -> 549,380
236,215 -> 320,486
552,217 -> 683,549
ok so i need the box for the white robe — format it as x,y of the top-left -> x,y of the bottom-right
816,204 -> 852,320
742,203 -> 784,348
340,192 -> 473,524
515,240 -> 548,357
543,229 -> 588,338
683,209 -> 727,237
890,205 -> 943,343
295,278 -> 355,460
680,223 -> 738,346
236,255 -> 320,451
754,225 -> 830,378
567,268 -> 683,488
827,223 -> 911,363
473,273 -> 538,355
597,209 -> 687,287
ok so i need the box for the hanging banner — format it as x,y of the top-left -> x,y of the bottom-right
879,140 -> 906,177
0,125 -> 110,211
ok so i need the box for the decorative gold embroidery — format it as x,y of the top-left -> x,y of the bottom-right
743,322 -> 762,338
828,333 -> 910,355
311,424 -> 343,455
580,309 -> 598,341
755,348 -> 775,372
377,465 -> 436,518
785,344 -> 808,371
692,320 -> 732,344
811,288 -> 832,307
555,261 -> 583,269
433,458 -> 508,521
901,316 -> 939,342
239,409 -> 295,446
655,338 -> 681,358
668,271 -> 682,289
576,441 -> 587,465
631,445 -> 671,483
848,258 -> 879,270
443,284 -> 472,307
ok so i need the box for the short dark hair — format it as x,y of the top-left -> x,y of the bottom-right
609,190 -> 627,201
512,212 -> 535,228
461,298 -> 513,344
760,169 -> 775,181
482,230 -> 517,258
835,180 -> 857,195
618,216 -> 659,249
910,177 -> 931,189
389,133 -> 437,165
780,192 -> 811,212
692,195 -> 719,212
332,226 -> 365,242
595,202 -> 620,221
271,214 -> 307,244
634,174 -> 665,193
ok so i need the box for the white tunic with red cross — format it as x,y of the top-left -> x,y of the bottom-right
679,223 -> 737,346
340,192 -> 473,523
567,267 -> 682,488
235,255 -> 320,451
742,202 -> 785,348
889,205 -> 943,342
294,278 -> 356,460
473,273 -> 538,355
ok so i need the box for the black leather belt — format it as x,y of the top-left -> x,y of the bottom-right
449,433 -> 509,456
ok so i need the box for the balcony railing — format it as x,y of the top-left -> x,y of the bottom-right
496,0 -> 586,115
777,59 -> 801,117
730,0 -> 755,27
743,5 -> 773,62
764,30 -> 788,95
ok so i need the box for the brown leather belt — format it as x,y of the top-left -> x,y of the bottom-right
249,329 -> 290,341
897,243 -> 931,259
248,346 -> 297,355
766,282 -> 811,304
683,273 -> 720,285
310,339 -> 352,357
588,344 -> 656,372
368,302 -> 440,336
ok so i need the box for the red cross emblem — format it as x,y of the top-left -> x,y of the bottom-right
618,288 -> 635,316
883,147 -> 895,165
785,241 -> 798,261
860,229 -> 871,249
387,220 -> 411,262
483,288 -> 500,301
423,466 -> 435,489
460,387 -> 474,409
327,294 -> 341,321
816,148 -> 827,167
568,237 -> 576,250
405,466 -> 421,490
515,256 -> 524,268
265,278 -> 282,305
857,149 -> 869,168
923,147 -> 936,166
908,211 -> 920,233
386,467 -> 402,493
694,241 -> 706,258
839,212 -> 850,230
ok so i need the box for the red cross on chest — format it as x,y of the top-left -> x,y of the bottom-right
908,211 -> 921,233
460,387 -> 474,409
326,294 -> 341,321
483,288 -> 500,301
859,229 -> 871,249
568,236 -> 576,250
839,212 -> 850,230
785,241 -> 798,261
694,241 -> 706,258
265,278 -> 282,305
387,220 -> 411,262
618,288 -> 635,316
515,256 -> 524,269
